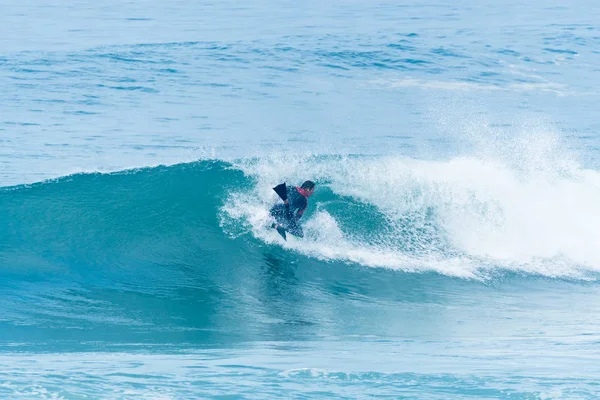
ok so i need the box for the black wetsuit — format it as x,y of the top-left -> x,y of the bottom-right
270,186 -> 308,237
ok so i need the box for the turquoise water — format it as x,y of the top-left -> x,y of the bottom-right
3,1 -> 600,398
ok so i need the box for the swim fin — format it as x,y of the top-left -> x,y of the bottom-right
272,223 -> 287,241
272,183 -> 287,201
276,226 -> 287,241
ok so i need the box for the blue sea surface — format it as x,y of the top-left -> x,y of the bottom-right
2,0 -> 600,398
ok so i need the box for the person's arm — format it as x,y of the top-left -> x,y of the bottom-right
294,197 -> 308,220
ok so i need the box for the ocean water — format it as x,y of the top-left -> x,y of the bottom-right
2,0 -> 600,398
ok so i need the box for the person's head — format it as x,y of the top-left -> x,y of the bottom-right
301,180 -> 316,197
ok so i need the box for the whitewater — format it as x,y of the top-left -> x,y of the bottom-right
3,0 -> 600,398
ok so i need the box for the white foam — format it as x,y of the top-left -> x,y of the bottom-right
221,126 -> 600,279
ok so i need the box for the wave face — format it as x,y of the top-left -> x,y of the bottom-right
3,153 -> 600,286
1,161 -> 243,276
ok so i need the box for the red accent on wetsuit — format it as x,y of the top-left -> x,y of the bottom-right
295,187 -> 309,218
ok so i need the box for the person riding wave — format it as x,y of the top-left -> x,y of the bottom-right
270,180 -> 316,240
